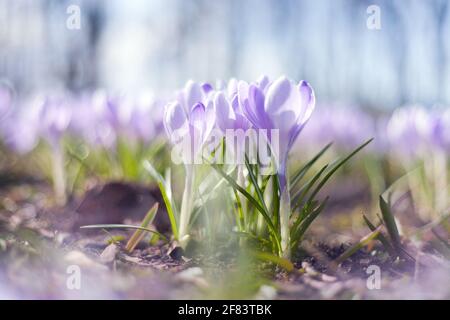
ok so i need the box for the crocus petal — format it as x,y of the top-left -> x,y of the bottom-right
227,78 -> 238,99
248,84 -> 270,128
257,75 -> 270,92
189,102 -> 206,131
164,101 -> 187,141
214,92 -> 235,132
201,83 -> 213,94
297,80 -> 315,124
264,77 -> 299,130
185,81 -> 203,111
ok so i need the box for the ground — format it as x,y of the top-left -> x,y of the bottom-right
0,174 -> 449,299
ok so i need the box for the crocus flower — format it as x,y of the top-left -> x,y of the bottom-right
39,95 -> 72,205
3,95 -> 46,154
164,81 -> 216,165
3,113 -> 40,154
241,76 -> 315,189
240,76 -> 315,257
71,91 -> 118,149
214,91 -> 251,133
164,80 -> 216,248
39,95 -> 72,147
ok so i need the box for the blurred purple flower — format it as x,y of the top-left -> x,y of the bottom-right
39,95 -> 72,147
386,106 -> 434,161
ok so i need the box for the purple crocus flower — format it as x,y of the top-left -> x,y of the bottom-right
164,81 -> 216,164
241,76 -> 315,189
213,91 -> 251,133
39,95 -> 72,147
3,111 -> 40,154
163,80 -> 216,248
70,91 -> 118,149
239,76 -> 315,257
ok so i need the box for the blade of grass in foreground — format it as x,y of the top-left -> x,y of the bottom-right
290,142 -> 332,189
379,195 -> 402,252
292,164 -> 329,211
125,203 -> 159,253
334,226 -> 381,265
210,163 -> 282,255
306,138 -> 373,205
363,214 -> 396,257
253,251 -> 295,273
290,197 -> 328,250
80,224 -> 168,242
245,156 -> 270,221
143,160 -> 179,239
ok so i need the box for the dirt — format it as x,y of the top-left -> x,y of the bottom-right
0,178 -> 449,299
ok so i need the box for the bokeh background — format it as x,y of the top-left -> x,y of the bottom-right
1,0 -> 450,109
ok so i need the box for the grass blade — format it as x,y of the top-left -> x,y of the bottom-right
290,197 -> 329,250
253,251 -> 295,272
143,160 -> 179,239
292,164 -> 328,211
335,226 -> 381,265
379,195 -> 402,252
306,138 -> 373,205
80,224 -> 168,242
290,142 -> 332,188
244,156 -> 271,222
210,163 -> 281,253
125,203 -> 159,253
363,214 -> 396,257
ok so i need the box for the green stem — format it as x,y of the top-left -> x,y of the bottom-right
179,165 -> 194,248
280,187 -> 291,258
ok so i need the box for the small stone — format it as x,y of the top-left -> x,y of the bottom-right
100,243 -> 119,264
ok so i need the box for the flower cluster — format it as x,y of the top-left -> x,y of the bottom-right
163,76 -> 316,255
0,77 -> 448,257
1,90 -> 165,154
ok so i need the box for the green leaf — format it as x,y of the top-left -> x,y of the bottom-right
157,181 -> 179,240
80,224 -> 168,242
306,138 -> 373,205
125,203 -> 159,253
292,164 -> 328,211
334,226 -> 381,265
290,142 -> 332,189
253,251 -> 295,272
244,155 -> 271,222
379,195 -> 402,252
363,214 -> 396,257
271,175 -> 280,231
233,231 -> 271,247
143,161 -> 179,239
290,197 -> 328,249
210,163 -> 282,254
